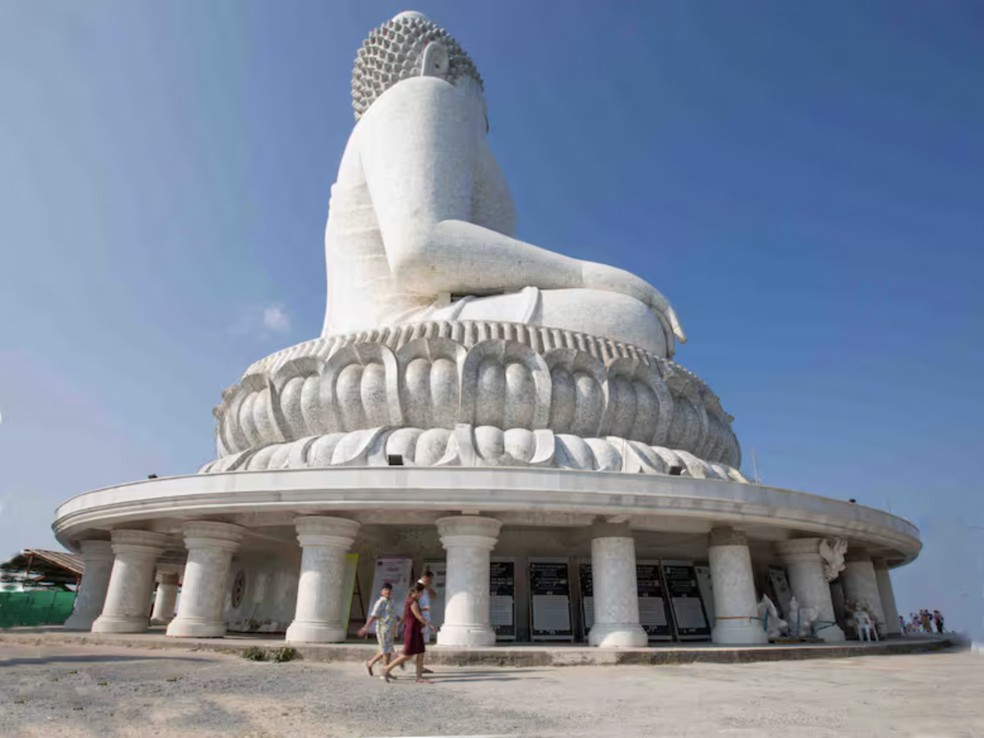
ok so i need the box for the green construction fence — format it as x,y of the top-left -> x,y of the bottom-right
0,590 -> 77,628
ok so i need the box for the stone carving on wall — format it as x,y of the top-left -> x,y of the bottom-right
200,422 -> 748,483
210,326 -> 740,470
819,538 -> 848,582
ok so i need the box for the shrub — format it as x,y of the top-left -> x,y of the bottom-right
241,646 -> 267,662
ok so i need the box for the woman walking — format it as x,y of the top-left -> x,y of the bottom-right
381,583 -> 436,683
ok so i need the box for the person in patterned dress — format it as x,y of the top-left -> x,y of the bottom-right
359,582 -> 399,676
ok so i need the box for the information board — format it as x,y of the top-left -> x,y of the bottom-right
694,564 -> 715,629
661,560 -> 711,640
768,566 -> 794,621
529,558 -> 573,641
636,560 -> 674,641
490,559 -> 516,640
367,555 -> 413,635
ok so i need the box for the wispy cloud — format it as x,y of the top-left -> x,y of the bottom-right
261,304 -> 291,334
231,302 -> 292,340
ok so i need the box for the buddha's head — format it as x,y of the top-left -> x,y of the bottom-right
352,11 -> 485,122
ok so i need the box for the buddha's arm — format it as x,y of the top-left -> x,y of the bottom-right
361,78 -> 583,296
361,77 -> 685,341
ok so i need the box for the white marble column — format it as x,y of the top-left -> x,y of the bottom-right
63,540 -> 115,631
774,538 -> 846,642
285,516 -> 360,643
167,522 -> 245,638
92,530 -> 169,634
150,569 -> 180,625
873,558 -> 901,635
588,524 -> 647,647
841,553 -> 886,633
436,515 -> 501,648
707,527 -> 768,645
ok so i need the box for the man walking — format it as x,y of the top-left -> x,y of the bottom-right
358,582 -> 398,676
417,570 -> 438,643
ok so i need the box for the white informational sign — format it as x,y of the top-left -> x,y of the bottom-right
529,557 -> 573,641
636,560 -> 674,641
694,564 -> 715,629
367,555 -> 414,634
490,558 -> 516,641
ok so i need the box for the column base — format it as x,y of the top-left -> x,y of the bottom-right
285,621 -> 345,644
151,615 -> 176,626
63,613 -> 99,631
91,615 -> 150,634
166,617 -> 226,638
436,623 -> 496,648
588,623 -> 648,648
814,623 -> 846,642
712,619 -> 769,645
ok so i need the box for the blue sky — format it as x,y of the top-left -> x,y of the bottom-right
1,2 -> 982,634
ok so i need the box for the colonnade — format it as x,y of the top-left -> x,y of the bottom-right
67,519 -> 900,647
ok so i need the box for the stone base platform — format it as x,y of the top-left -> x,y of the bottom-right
0,628 -> 956,667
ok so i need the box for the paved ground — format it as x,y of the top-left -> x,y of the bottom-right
0,642 -> 980,738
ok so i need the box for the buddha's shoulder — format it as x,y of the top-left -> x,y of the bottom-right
359,77 -> 467,124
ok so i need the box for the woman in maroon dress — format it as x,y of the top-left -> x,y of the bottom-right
381,583 -> 436,683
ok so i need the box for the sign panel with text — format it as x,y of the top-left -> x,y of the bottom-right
490,558 -> 516,640
661,560 -> 711,641
529,558 -> 573,641
637,560 -> 674,641
367,556 -> 414,635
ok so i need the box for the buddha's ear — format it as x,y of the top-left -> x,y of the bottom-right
420,41 -> 449,78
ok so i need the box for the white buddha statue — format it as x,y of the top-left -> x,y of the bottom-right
322,11 -> 685,359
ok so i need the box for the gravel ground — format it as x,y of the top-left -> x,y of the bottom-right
0,642 -> 980,738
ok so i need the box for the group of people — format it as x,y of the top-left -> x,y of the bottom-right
901,609 -> 945,635
358,570 -> 438,684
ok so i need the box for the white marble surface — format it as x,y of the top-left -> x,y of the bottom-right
285,517 -> 360,644
210,327 -> 740,469
841,556 -> 887,632
707,528 -> 768,645
321,14 -> 683,356
53,468 -> 921,566
167,522 -> 244,638
436,515 -> 501,647
775,538 -> 845,642
587,530 -> 647,647
873,559 -> 901,635
150,570 -> 180,625
63,540 -> 114,631
92,530 -> 168,634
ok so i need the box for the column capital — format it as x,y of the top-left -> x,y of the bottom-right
437,515 -> 501,549
589,521 -> 633,540
78,539 -> 114,561
292,516 -> 360,547
110,529 -> 169,556
183,521 -> 246,552
708,526 -> 747,547
156,570 -> 180,586
774,537 -> 823,562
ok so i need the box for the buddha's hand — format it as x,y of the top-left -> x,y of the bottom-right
580,261 -> 687,343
